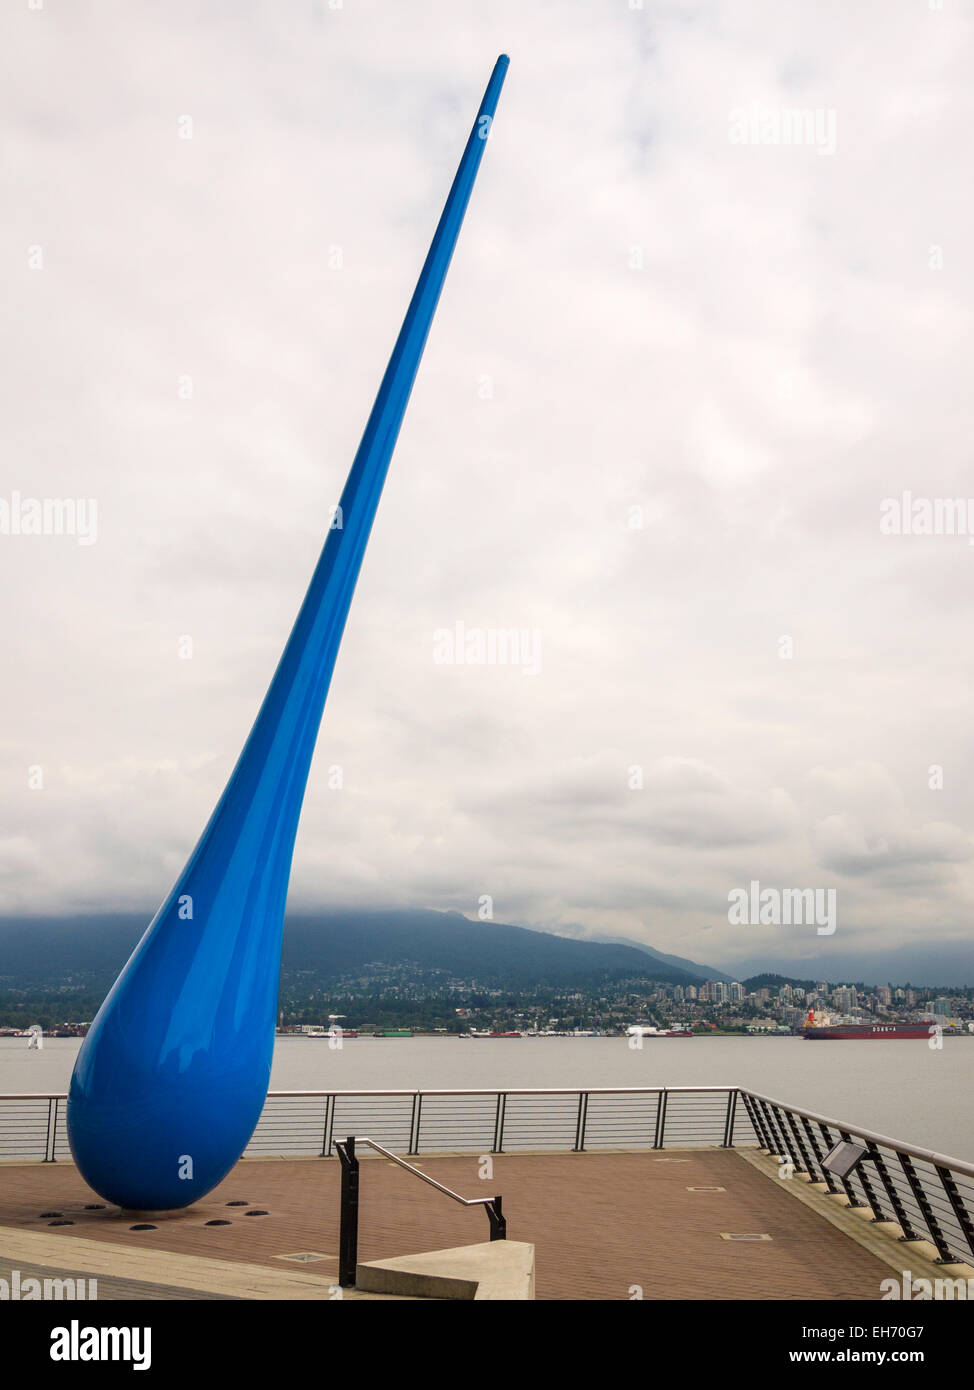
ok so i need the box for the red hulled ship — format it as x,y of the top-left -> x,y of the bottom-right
802,1008 -> 933,1040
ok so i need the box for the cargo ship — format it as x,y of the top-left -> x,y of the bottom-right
802,1009 -> 933,1040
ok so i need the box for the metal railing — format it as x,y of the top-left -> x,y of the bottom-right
4,1085 -> 973,1268
335,1134 -> 505,1287
740,1089 -> 974,1269
0,1087 -> 754,1162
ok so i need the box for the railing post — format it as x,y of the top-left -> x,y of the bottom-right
408,1092 -> 423,1155
573,1092 -> 588,1152
486,1196 -> 506,1241
898,1152 -> 953,1261
653,1089 -> 668,1149
758,1099 -> 788,1159
782,1110 -> 811,1174
722,1089 -> 738,1148
740,1091 -> 772,1151
864,1142 -> 919,1237
853,1138 -> 901,1227
320,1094 -> 334,1157
44,1097 -> 58,1163
492,1092 -> 506,1154
936,1165 -> 974,1264
336,1136 -> 359,1288
800,1116 -> 840,1193
825,1125 -> 866,1208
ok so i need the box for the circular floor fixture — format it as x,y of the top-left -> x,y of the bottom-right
245,1209 -> 268,1216
84,1203 -> 107,1210
129,1223 -> 157,1231
48,1220 -> 74,1227
205,1219 -> 232,1227
226,1200 -> 249,1207
39,1211 -> 62,1218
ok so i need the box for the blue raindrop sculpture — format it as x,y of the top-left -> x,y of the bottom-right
68,55 -> 510,1210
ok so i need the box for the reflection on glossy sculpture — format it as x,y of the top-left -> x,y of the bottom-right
67,56 -> 509,1210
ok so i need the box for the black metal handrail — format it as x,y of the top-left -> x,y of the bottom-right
334,1134 -> 505,1287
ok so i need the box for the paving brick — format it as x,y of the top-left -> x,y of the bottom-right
0,1149 -> 891,1300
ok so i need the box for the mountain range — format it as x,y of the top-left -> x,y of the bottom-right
0,909 -> 969,990
0,909 -> 712,992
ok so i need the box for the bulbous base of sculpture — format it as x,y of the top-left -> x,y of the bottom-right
67,1019 -> 273,1211
67,1084 -> 266,1210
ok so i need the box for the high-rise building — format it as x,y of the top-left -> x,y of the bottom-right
832,986 -> 857,1014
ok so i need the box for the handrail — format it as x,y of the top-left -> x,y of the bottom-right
743,1089 -> 974,1182
0,1085 -> 739,1099
738,1088 -> 974,1267
353,1135 -> 501,1208
334,1133 -> 505,1287
4,1085 -> 974,1183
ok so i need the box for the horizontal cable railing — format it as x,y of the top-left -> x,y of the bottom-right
3,1084 -> 972,1266
741,1089 -> 974,1269
0,1086 -> 751,1161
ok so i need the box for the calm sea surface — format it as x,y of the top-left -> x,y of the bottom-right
2,1035 -> 972,1161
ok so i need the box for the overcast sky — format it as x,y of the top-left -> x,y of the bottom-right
2,0 -> 974,975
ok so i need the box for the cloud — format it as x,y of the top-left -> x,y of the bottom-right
2,2 -> 974,975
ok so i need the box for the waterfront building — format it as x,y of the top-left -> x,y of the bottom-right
832,986 -> 857,1013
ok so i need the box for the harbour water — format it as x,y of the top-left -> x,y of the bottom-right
2,1035 -> 971,1162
